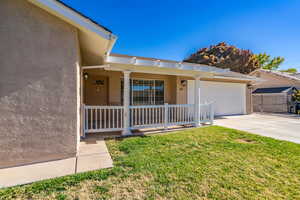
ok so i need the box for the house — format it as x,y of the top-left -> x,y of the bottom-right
250,69 -> 300,112
250,69 -> 300,89
0,0 -> 257,169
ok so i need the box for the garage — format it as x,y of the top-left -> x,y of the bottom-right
188,80 -> 247,116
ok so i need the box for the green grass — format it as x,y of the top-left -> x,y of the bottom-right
1,126 -> 300,199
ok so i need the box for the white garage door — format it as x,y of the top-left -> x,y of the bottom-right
188,81 -> 247,116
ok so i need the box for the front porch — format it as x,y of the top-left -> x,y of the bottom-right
81,55 -> 217,137
83,103 -> 213,137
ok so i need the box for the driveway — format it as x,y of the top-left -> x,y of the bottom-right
215,113 -> 300,144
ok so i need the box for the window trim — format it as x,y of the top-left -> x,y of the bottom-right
121,78 -> 165,105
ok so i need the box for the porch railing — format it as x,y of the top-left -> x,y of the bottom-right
129,104 -> 195,129
130,105 -> 165,129
84,106 -> 124,133
200,103 -> 214,123
83,103 -> 213,135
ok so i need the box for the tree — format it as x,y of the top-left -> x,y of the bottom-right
292,90 -> 300,102
254,53 -> 284,70
279,68 -> 298,73
183,42 -> 260,74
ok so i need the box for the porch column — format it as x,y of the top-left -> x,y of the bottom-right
194,76 -> 201,127
122,71 -> 132,136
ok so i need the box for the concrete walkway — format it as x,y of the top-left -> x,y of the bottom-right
215,113 -> 300,144
77,136 -> 113,173
0,138 -> 113,188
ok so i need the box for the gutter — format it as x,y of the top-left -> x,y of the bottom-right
212,75 -> 256,82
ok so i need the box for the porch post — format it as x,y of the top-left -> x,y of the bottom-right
122,71 -> 132,136
194,76 -> 201,127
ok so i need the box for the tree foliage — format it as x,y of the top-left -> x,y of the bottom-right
254,53 -> 284,70
183,42 -> 260,74
292,90 -> 300,102
279,68 -> 298,73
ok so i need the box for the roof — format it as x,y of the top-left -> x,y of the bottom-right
110,53 -> 179,64
250,69 -> 300,82
106,53 -> 259,82
217,70 -> 258,81
292,73 -> 300,78
29,0 -> 117,41
54,0 -> 112,33
253,87 -> 296,94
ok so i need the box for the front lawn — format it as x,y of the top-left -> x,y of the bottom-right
1,126 -> 300,199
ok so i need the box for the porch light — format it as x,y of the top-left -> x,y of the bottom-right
181,80 -> 187,87
83,72 -> 89,80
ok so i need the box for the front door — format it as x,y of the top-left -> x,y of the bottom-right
84,75 -> 108,105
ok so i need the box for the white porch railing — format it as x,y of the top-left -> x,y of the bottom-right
200,103 -> 214,124
83,103 -> 214,135
130,105 -> 165,129
84,106 -> 124,133
165,104 -> 195,126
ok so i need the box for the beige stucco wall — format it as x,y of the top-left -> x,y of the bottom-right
246,87 -> 253,114
0,0 -> 80,168
83,69 -> 187,105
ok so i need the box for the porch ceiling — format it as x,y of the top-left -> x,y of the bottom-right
82,55 -> 259,82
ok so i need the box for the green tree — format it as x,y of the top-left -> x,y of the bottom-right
292,90 -> 300,102
255,53 -> 284,70
279,68 -> 298,73
183,42 -> 260,74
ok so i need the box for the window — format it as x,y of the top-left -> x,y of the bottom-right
121,79 -> 165,105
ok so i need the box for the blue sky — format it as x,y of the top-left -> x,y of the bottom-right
62,0 -> 300,71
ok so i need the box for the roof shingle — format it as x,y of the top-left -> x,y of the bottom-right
54,0 -> 112,33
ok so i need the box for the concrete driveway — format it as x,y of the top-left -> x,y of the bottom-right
215,113 -> 300,144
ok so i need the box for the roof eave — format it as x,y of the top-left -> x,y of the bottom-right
28,0 -> 117,41
105,55 -> 232,75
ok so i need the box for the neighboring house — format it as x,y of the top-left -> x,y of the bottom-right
250,69 -> 300,89
0,0 -> 256,169
249,69 -> 300,112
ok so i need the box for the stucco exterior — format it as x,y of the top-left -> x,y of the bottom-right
0,0 -> 80,168
83,69 -> 188,105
